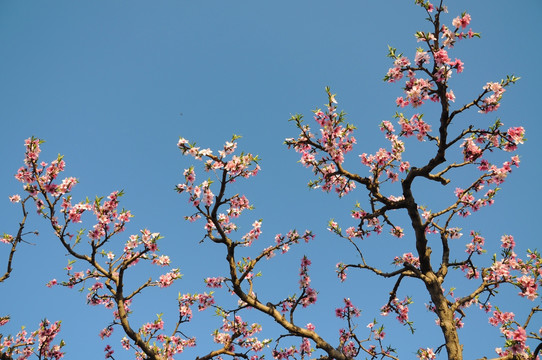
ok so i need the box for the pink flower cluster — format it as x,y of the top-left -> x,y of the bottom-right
334,298 -> 361,319
152,254 -> 171,267
506,126 -> 526,150
89,191 -> 132,241
178,292 -> 216,322
380,297 -> 412,326
8,194 -> 21,203
263,230 -> 314,259
212,315 -> 270,355
9,137 -> 201,360
465,231 -> 485,255
177,170 -> 215,209
281,5 -> 532,355
461,138 -> 482,162
158,268 -> 181,288
1,234 -> 13,244
396,113 -> 432,141
99,326 -> 114,339
395,76 -> 433,108
178,137 -> 260,179
491,318 -> 529,358
228,194 -> 251,218
300,337 -> 312,356
204,276 -> 225,288
365,322 -> 386,341
86,280 -> 114,308
272,345 -> 298,360
393,252 -> 420,268
454,238 -> 540,355
285,89 -> 357,197
0,319 -> 64,360
269,326 -> 317,358
417,347 -> 436,360
452,13 -> 471,29
453,151 -> 520,217
242,220 -> 262,246
177,136 -> 266,244
154,335 -> 197,360
125,330 -> 197,360
390,226 -> 405,238
340,337 -> 359,357
104,344 -> 114,358
479,82 -> 505,113
298,256 -> 317,308
386,9 -> 478,108
335,262 -> 348,282
488,309 -> 515,327
312,98 -> 357,166
14,138 -> 79,218
140,316 -> 165,336
360,120 -> 408,183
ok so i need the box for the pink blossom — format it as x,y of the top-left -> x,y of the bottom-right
394,56 -> 411,68
512,326 -> 527,343
121,337 -> 130,350
390,226 -> 404,238
152,255 -> 171,267
417,348 -> 436,360
398,161 -> 410,172
380,120 -> 395,133
104,344 -> 114,358
387,170 -> 399,182
489,310 -> 514,326
158,269 -> 181,288
335,298 -> 361,319
500,235 -> 515,249
300,338 -> 311,355
300,151 -> 315,167
386,67 -> 404,83
479,82 -> 505,113
205,277 -> 225,288
449,58 -> 464,73
9,194 -> 21,203
433,49 -> 451,65
393,252 -> 420,268
374,329 -> 385,340
446,90 -> 455,102
396,96 -> 409,107
202,188 -> 214,207
1,234 -> 14,244
116,210 -> 132,222
448,227 -> 463,239
178,137 -> 189,147
197,292 -> 215,311
99,326 -> 113,339
461,138 -> 483,161
415,51 -> 430,66
403,77 -> 433,107
507,126 -> 525,145
452,13 -> 471,29
517,275 -> 538,300
465,231 -> 485,255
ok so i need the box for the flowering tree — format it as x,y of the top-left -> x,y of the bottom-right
1,1 -> 541,360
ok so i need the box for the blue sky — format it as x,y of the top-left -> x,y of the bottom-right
1,1 -> 541,359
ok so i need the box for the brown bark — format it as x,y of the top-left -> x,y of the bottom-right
426,276 -> 463,360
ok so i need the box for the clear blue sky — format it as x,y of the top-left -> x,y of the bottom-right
1,1 -> 540,358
